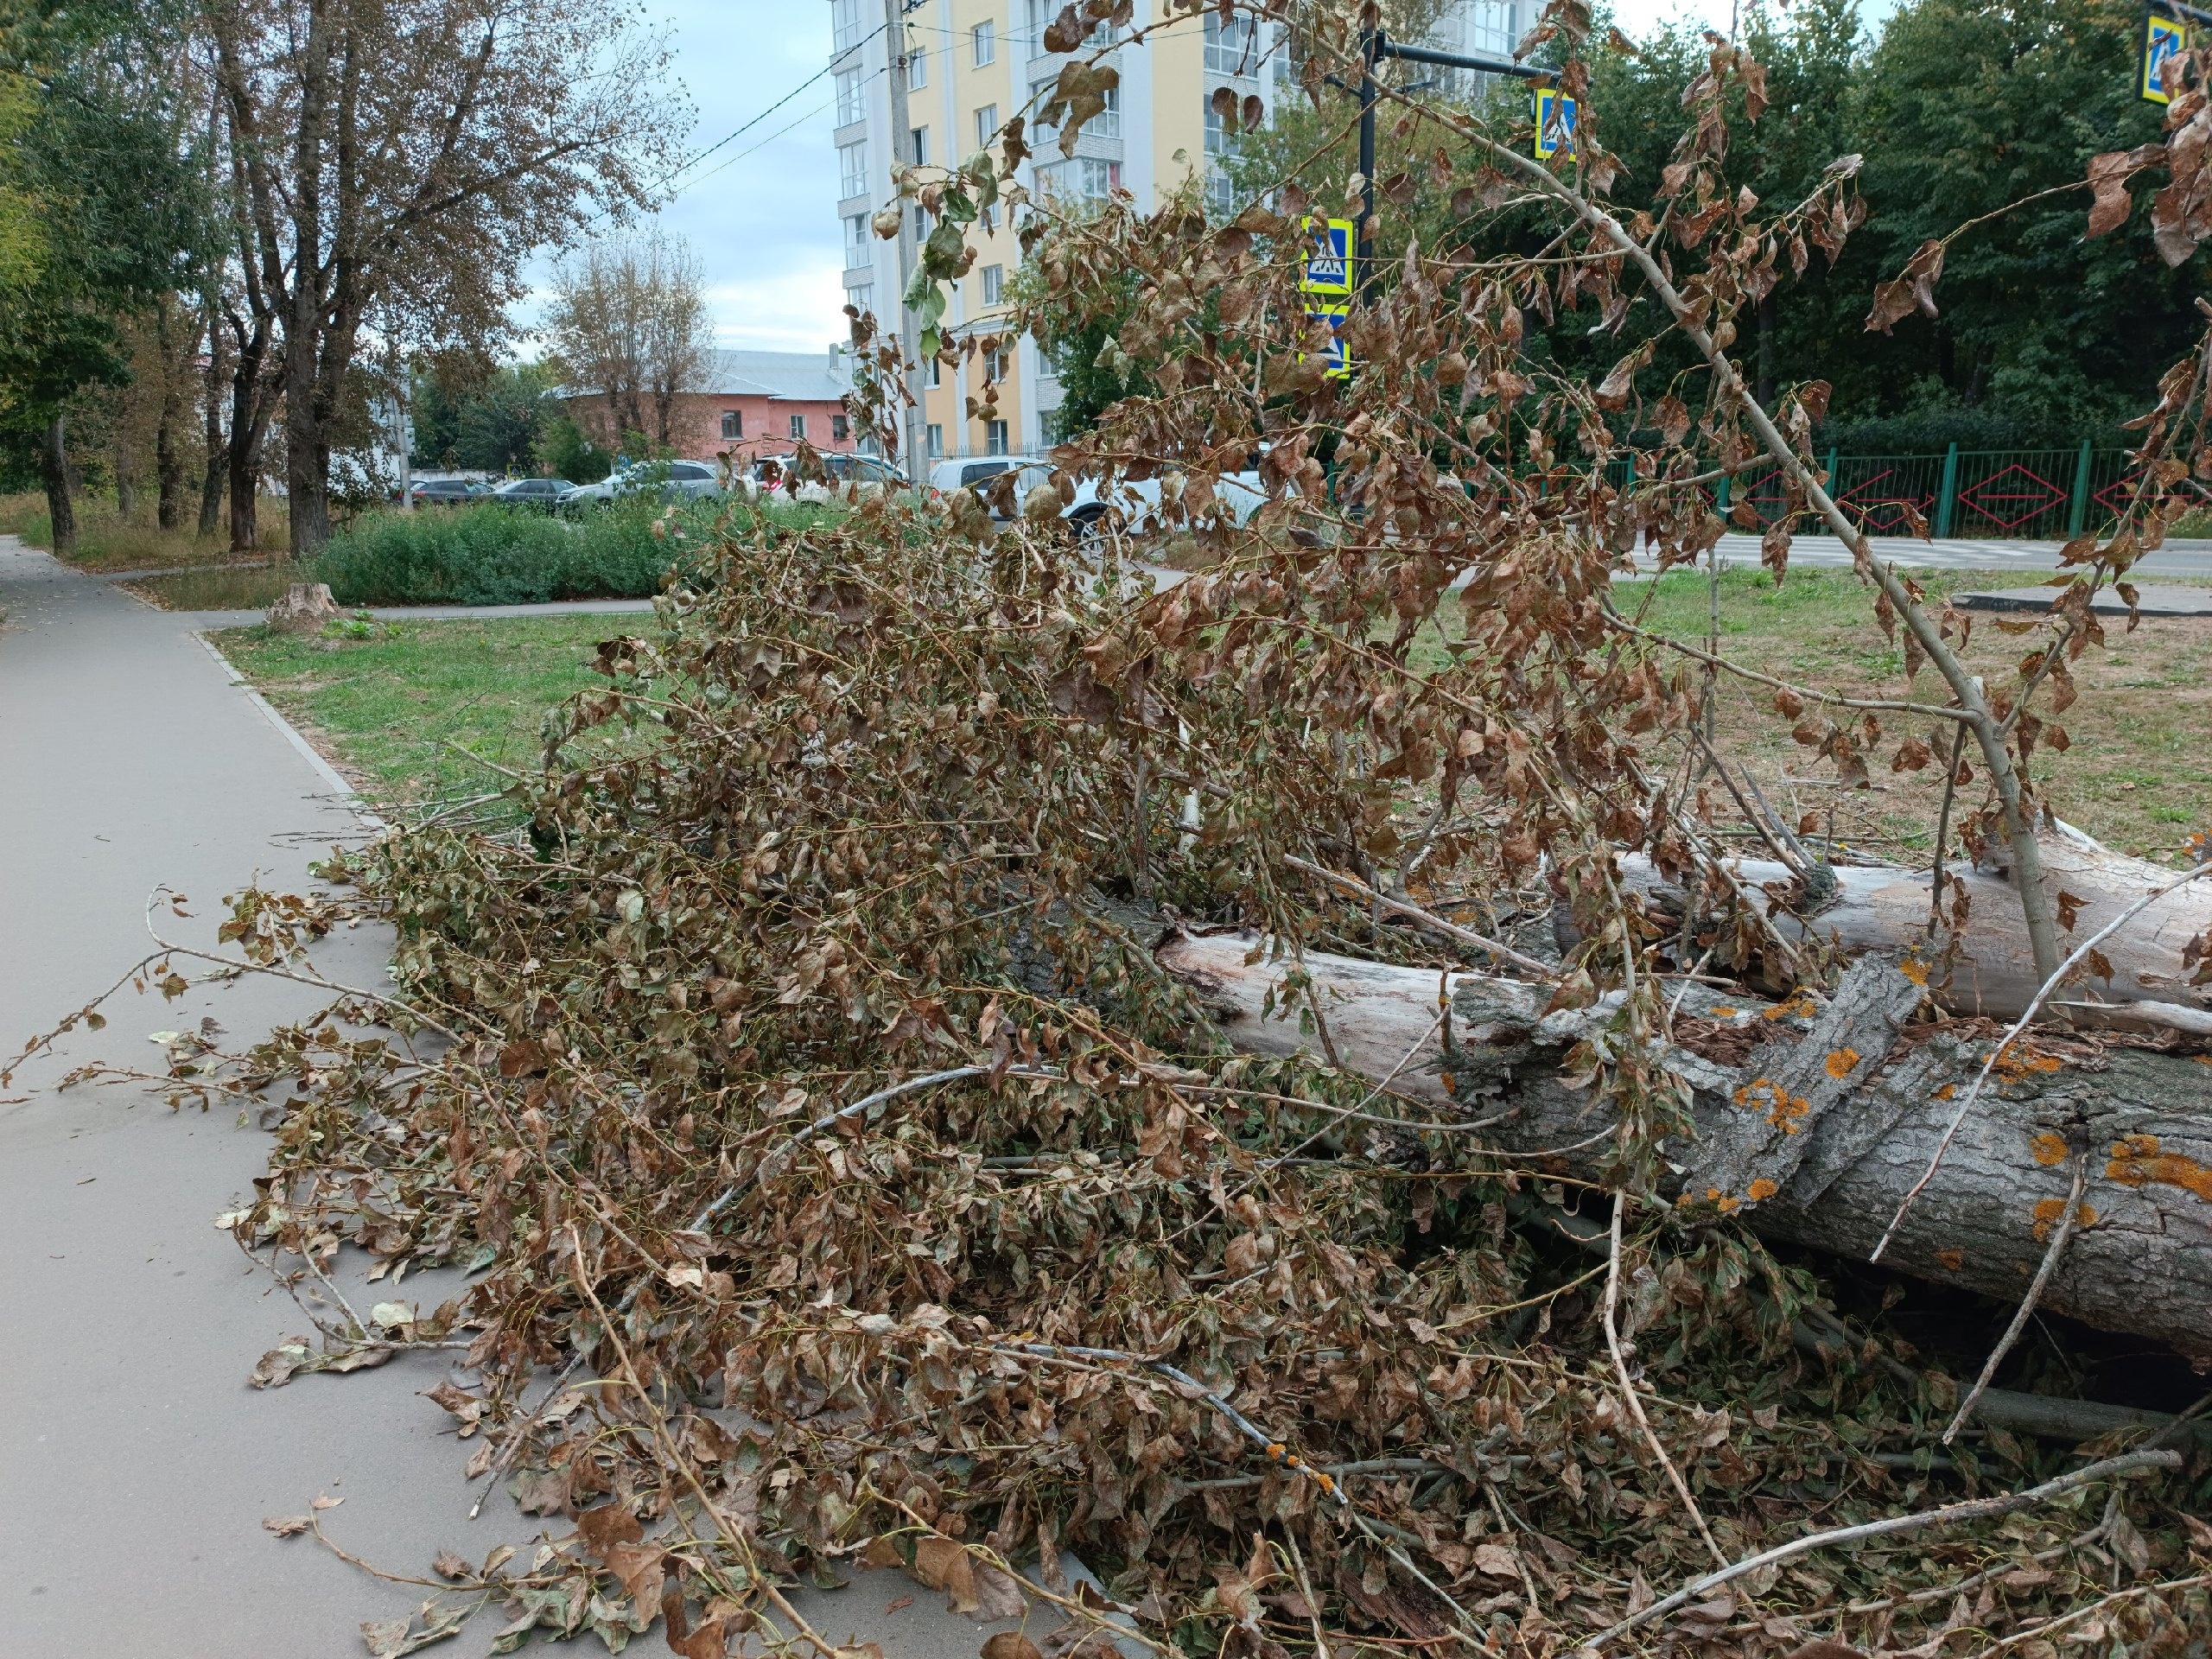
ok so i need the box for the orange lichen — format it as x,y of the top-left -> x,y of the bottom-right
1747,1179 -> 1779,1202
1900,957 -> 1930,986
2106,1134 -> 2212,1203
1996,1046 -> 2065,1081
1763,993 -> 1817,1022
2030,1132 -> 2069,1167
1825,1047 -> 1862,1079
1733,1076 -> 1812,1133
1713,1006 -> 1738,1018
2031,1198 -> 2100,1242
1935,1084 -> 1957,1101
1936,1247 -> 1965,1271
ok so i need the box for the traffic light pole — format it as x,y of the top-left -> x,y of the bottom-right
1350,27 -> 1548,301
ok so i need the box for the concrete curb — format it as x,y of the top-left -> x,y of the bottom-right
190,629 -> 385,830
1957,584 -> 2212,619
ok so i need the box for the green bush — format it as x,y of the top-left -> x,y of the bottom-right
313,497 -> 842,607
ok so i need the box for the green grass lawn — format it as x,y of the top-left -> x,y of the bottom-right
213,562 -> 2212,862
1620,565 -> 2212,863
213,614 -> 640,804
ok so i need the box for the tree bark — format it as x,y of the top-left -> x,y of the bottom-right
1158,930 -> 2212,1360
38,415 -> 76,556
155,296 -> 188,532
226,309 -> 273,555
1617,821 -> 2212,1024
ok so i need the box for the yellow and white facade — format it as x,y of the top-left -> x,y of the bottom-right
829,0 -> 1522,455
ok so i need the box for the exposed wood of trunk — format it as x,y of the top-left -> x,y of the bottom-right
1618,820 -> 2212,1023
1157,930 -> 2212,1360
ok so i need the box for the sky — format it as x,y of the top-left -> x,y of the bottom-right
537,0 -> 1898,359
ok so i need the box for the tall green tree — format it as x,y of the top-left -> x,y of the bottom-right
0,1 -> 199,552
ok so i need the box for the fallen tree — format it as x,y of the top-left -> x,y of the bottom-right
1616,820 -> 2212,1027
1159,930 -> 2212,1359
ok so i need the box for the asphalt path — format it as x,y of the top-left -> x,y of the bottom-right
0,541 -> 1079,1658
1688,532 -> 2212,578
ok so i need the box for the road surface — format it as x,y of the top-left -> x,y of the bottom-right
0,539 -> 1081,1657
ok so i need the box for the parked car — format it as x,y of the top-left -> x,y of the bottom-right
925,455 -> 1042,499
487,477 -> 575,510
741,451 -> 908,502
563,459 -> 724,508
410,477 -> 488,505
1062,467 -> 1268,539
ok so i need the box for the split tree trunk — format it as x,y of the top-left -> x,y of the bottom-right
1158,930 -> 2212,1360
1619,820 -> 2212,1026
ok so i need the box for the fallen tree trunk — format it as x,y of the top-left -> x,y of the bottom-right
1158,929 -> 2212,1360
1618,819 -> 2212,1023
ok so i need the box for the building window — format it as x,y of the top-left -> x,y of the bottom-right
925,355 -> 942,388
1026,0 -> 1116,54
838,141 -> 868,200
909,45 -> 927,88
790,413 -> 808,441
845,213 -> 871,269
984,346 -> 1008,382
832,0 -> 861,51
1034,156 -> 1119,202
1205,9 -> 1259,75
848,283 -> 874,316
926,423 -> 944,459
1032,77 -> 1117,143
972,18 -> 995,64
836,67 -> 866,125
832,414 -> 850,441
721,411 -> 742,440
909,125 -> 929,166
975,104 -> 998,149
980,264 -> 1003,306
1204,99 -> 1237,216
985,419 -> 1009,455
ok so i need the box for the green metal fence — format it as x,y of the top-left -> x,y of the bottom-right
1702,445 -> 2145,541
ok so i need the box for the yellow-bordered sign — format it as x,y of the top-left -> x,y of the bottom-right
1300,217 -> 1353,296
1535,87 -> 1578,160
2144,11 -> 2186,103
1302,306 -> 1350,379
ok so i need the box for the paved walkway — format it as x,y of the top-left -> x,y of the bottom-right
1697,531 -> 2212,578
0,540 -> 1045,1656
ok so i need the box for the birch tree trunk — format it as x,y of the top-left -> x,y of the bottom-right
1158,930 -> 2212,1360
1618,820 -> 2212,1025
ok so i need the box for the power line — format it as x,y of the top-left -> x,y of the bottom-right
658,22 -> 887,189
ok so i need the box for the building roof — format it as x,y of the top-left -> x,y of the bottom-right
699,348 -> 850,401
559,347 -> 852,404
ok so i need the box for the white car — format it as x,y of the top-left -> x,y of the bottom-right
1061,467 -> 1269,539
926,454 -> 1271,535
563,459 -> 725,507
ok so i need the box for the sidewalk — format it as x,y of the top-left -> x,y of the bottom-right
0,540 -> 1049,1656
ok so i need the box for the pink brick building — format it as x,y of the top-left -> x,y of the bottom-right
562,348 -> 860,465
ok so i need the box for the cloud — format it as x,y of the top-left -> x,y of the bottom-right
704,259 -> 852,353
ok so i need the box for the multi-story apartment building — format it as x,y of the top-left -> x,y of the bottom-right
830,0 -> 1521,460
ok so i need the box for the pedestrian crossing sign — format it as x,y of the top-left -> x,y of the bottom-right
2144,12 -> 2186,103
1535,86 -> 1578,160
1300,217 -> 1353,296
1303,307 -> 1350,378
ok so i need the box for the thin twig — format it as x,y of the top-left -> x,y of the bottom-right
1943,1146 -> 2089,1444
469,1064 -> 1065,1516
1604,1191 -> 1728,1567
1586,1449 -> 2182,1649
1927,717 -> 1971,936
1278,1529 -> 1333,1659
1872,860 -> 2212,1262
1286,855 -> 1560,980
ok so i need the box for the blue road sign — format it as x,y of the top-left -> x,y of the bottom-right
1301,217 -> 1354,296
1535,87 -> 1578,160
2145,12 -> 2186,102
